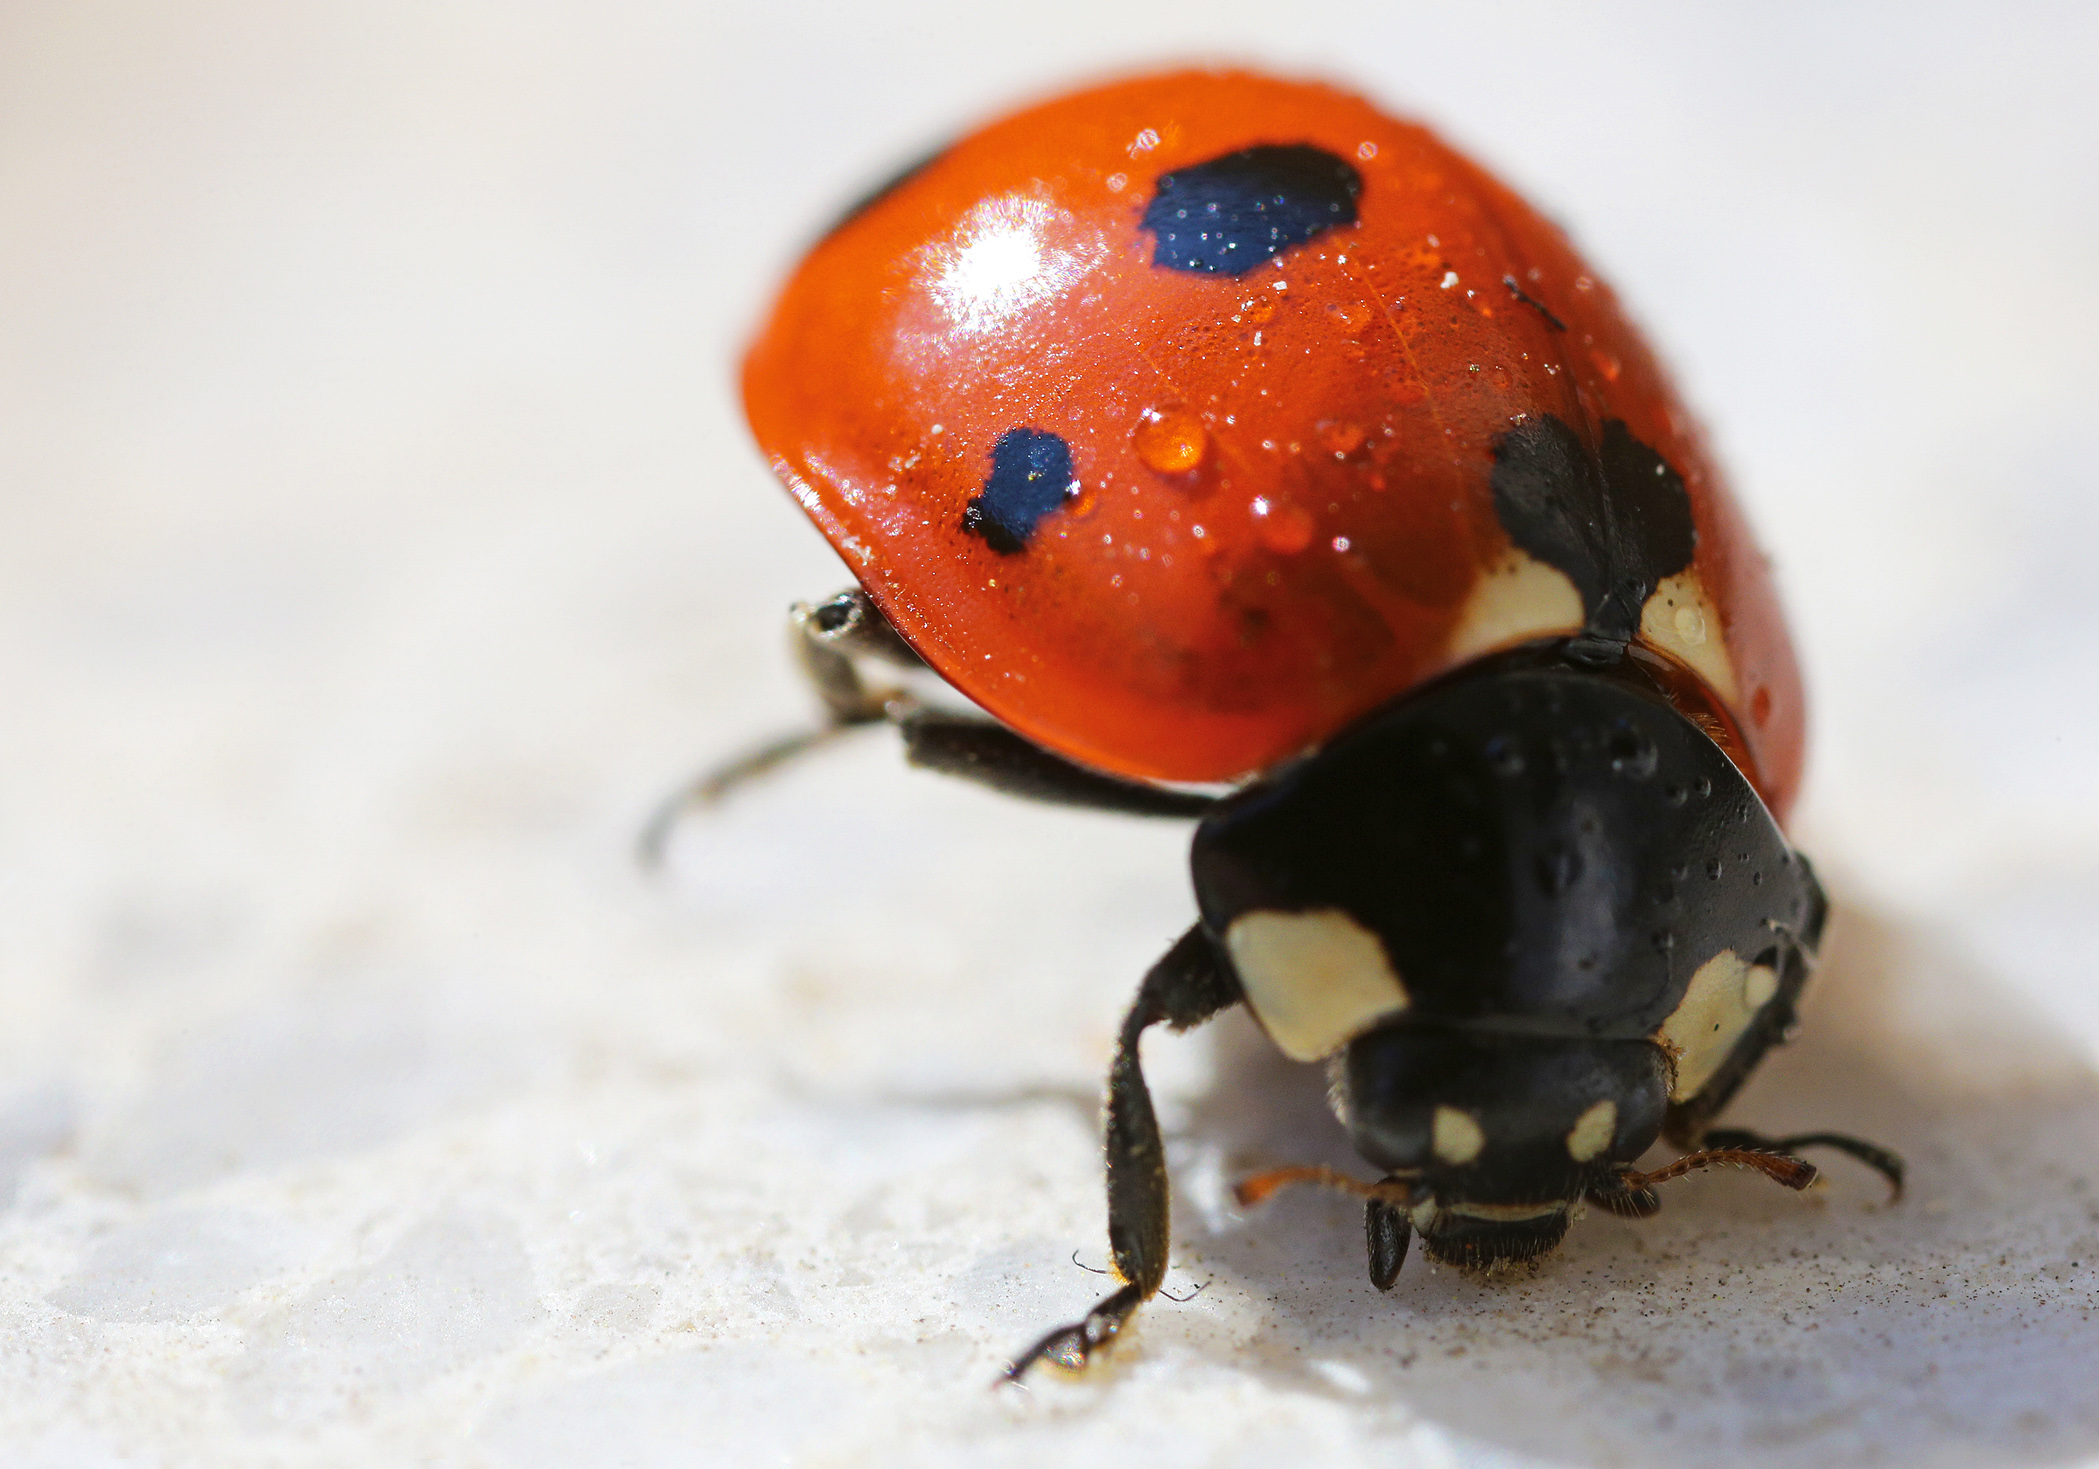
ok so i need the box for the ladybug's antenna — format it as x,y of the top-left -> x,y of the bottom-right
1231,1165 -> 1421,1209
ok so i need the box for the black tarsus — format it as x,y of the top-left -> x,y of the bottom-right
1700,1127 -> 1905,1201
1501,274 -> 1567,331
1001,926 -> 1240,1382
900,711 -> 1216,818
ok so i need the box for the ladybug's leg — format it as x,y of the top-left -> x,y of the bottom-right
898,711 -> 1214,818
1696,1128 -> 1904,1201
1003,926 -> 1238,1381
788,589 -> 926,724
809,589 -> 1212,815
648,591 -> 1210,860
640,591 -> 924,860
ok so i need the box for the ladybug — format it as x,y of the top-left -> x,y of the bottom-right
716,68 -> 1902,1380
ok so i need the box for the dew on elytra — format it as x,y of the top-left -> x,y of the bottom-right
1133,405 -> 1208,474
1249,496 -> 1315,554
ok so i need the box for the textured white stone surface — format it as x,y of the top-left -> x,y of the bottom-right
3,4 -> 2097,1465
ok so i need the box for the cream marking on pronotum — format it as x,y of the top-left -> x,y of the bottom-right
1432,1105 -> 1485,1165
1565,1098 -> 1618,1161
1652,948 -> 1780,1101
1224,908 -> 1409,1062
1441,546 -> 1585,668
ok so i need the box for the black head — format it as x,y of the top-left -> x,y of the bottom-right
1337,1025 -> 1669,1266
1191,646 -> 1825,1268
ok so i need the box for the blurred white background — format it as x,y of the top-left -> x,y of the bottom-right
2,3 -> 2096,1466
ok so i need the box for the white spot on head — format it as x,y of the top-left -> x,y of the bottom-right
1443,547 -> 1585,667
1433,1106 -> 1484,1165
1653,948 -> 1780,1101
1566,1099 -> 1618,1161
1225,909 -> 1409,1062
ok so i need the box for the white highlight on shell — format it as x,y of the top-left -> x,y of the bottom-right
925,196 -> 1094,335
1433,1106 -> 1485,1165
1225,909 -> 1409,1063
1652,949 -> 1781,1101
1443,546 -> 1585,667
1639,569 -> 1738,703
1565,1099 -> 1618,1162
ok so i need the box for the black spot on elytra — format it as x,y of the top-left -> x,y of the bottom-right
1489,416 -> 1695,649
1141,144 -> 1361,276
821,143 -> 947,239
960,428 -> 1077,554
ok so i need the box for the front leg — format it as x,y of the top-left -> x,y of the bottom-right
1002,926 -> 1239,1380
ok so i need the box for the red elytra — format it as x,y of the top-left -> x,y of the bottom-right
742,69 -> 1804,819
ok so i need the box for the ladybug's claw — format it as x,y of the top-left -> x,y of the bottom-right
1000,1283 -> 1144,1383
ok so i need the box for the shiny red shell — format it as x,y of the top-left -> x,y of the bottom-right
743,69 -> 1805,818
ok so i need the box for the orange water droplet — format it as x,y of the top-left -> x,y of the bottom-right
1315,419 -> 1366,457
1489,366 -> 1512,390
1249,496 -> 1315,554
1133,405 -> 1208,474
1328,300 -> 1371,331
1242,295 -> 1277,325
